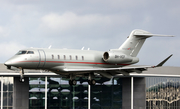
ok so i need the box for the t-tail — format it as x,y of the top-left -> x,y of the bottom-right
119,29 -> 174,57
102,29 -> 173,65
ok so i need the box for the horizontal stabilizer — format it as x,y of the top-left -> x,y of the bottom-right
134,34 -> 174,37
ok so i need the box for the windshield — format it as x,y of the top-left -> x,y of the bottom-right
16,50 -> 35,55
16,50 -> 27,55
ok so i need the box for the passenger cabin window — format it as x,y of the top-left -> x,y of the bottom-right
16,50 -> 27,55
52,55 -> 54,59
58,55 -> 60,59
70,55 -> 72,60
82,56 -> 84,60
27,51 -> 34,54
64,55 -> 66,60
76,56 -> 78,60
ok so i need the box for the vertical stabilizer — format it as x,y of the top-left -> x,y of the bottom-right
119,29 -> 174,57
119,30 -> 151,57
119,29 -> 173,57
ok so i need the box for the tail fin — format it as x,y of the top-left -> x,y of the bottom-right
119,29 -> 174,57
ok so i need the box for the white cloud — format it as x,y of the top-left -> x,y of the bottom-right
40,12 -> 131,33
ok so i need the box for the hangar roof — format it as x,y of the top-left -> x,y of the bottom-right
0,63 -> 180,77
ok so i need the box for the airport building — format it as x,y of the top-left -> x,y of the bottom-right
0,64 -> 180,109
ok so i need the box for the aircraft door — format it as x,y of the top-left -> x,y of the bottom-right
38,50 -> 46,68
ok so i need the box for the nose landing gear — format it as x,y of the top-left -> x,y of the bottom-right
19,68 -> 24,82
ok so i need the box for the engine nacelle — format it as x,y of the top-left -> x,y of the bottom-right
102,51 -> 139,64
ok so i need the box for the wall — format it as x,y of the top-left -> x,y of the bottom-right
122,77 -> 146,109
13,77 -> 29,109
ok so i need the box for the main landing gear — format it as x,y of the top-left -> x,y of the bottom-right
88,73 -> 96,85
69,73 -> 96,86
69,74 -> 77,85
69,79 -> 96,85
69,79 -> 96,86
88,79 -> 96,85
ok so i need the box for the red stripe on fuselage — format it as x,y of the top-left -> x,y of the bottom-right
46,61 -> 129,66
14,60 -> 130,66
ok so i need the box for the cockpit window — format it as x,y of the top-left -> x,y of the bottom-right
16,50 -> 27,55
27,51 -> 34,54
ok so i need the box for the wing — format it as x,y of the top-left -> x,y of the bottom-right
64,65 -> 151,73
64,55 -> 172,77
64,54 -> 173,72
61,65 -> 152,79
52,54 -> 172,78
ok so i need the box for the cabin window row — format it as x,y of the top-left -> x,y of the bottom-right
52,55 -> 84,60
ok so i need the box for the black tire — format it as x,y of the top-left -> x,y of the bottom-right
72,80 -> 77,85
88,79 -> 96,85
91,79 -> 96,85
69,80 -> 77,85
69,80 -> 73,85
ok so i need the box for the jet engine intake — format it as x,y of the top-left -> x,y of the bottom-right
102,51 -> 139,64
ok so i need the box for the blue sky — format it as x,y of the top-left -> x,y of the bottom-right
0,0 -> 179,66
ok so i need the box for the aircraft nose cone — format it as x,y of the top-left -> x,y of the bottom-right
4,60 -> 10,66
4,60 -> 13,69
4,58 -> 14,66
4,56 -> 19,68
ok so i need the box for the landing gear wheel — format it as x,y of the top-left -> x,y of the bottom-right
72,80 -> 77,85
20,78 -> 24,82
69,79 -> 77,85
88,79 -> 96,85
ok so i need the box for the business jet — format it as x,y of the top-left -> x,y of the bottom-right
4,29 -> 173,85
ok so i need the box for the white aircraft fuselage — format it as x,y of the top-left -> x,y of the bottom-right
4,29 -> 173,85
5,48 -> 138,70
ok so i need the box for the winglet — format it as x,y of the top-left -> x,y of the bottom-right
155,54 -> 173,67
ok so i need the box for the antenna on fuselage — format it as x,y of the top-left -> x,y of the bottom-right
81,47 -> 84,50
48,45 -> 52,49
